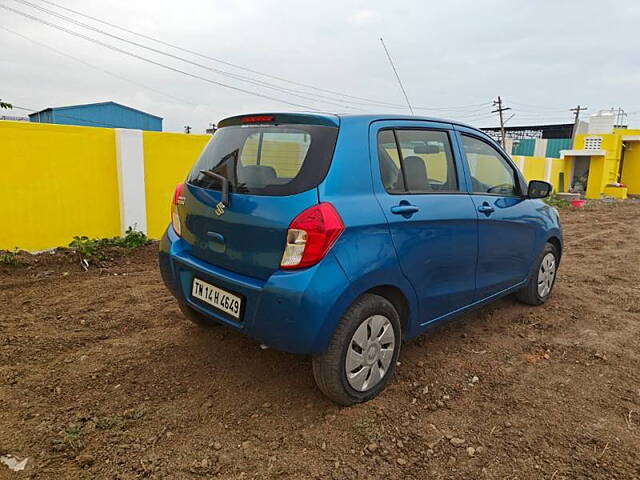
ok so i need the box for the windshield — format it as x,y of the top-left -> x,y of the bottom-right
187,124 -> 338,196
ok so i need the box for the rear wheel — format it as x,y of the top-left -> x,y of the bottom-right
516,243 -> 559,306
312,294 -> 401,406
177,301 -> 220,327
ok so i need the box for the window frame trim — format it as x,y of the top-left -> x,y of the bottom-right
376,126 -> 462,196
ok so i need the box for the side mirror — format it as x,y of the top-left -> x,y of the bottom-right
527,180 -> 552,199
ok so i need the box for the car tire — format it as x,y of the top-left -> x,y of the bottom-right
516,242 -> 559,306
312,293 -> 401,406
177,301 -> 220,327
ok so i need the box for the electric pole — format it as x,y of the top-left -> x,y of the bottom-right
570,105 -> 587,143
492,96 -> 511,147
615,107 -> 627,128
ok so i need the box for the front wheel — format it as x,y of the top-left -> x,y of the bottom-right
516,242 -> 559,306
312,294 -> 401,406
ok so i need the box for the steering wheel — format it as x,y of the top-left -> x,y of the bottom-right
487,183 -> 514,194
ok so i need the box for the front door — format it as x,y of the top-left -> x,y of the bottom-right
455,129 -> 536,300
371,122 -> 478,325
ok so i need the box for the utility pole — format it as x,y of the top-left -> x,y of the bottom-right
615,107 -> 627,128
492,96 -> 511,147
570,105 -> 587,143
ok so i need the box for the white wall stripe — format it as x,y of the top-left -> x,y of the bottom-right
534,138 -> 548,157
115,129 -> 147,234
515,155 -> 525,172
544,157 -> 553,183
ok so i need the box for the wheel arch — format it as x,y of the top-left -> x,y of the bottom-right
365,285 -> 410,336
546,235 -> 563,262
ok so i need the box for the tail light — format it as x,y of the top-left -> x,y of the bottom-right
171,183 -> 185,236
280,203 -> 344,269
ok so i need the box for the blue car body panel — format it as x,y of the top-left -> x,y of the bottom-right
159,113 -> 563,354
367,120 -> 478,326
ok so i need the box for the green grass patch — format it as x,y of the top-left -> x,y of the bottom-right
63,424 -> 84,449
544,194 -> 570,208
0,248 -> 19,266
69,227 -> 151,265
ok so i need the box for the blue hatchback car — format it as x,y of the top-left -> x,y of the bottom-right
159,113 -> 562,405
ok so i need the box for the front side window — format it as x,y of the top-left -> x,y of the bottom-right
377,129 -> 458,194
460,135 -> 518,195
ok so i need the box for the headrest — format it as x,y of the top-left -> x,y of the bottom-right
414,143 -> 441,154
239,164 -> 277,185
403,156 -> 429,191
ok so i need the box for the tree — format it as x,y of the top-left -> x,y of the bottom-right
0,99 -> 12,110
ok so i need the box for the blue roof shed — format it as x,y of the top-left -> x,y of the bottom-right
28,101 -> 163,131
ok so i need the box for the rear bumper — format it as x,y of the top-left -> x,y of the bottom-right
159,226 -> 352,354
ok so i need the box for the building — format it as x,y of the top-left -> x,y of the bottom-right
482,123 -> 575,159
28,101 -> 163,131
482,113 -> 639,199
560,111 -> 639,199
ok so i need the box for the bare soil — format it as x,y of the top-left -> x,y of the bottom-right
1,201 -> 639,479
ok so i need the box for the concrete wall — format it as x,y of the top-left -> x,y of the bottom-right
514,155 -> 570,193
1,118 -> 623,251
0,120 -> 209,251
143,131 -> 210,239
0,121 -> 120,251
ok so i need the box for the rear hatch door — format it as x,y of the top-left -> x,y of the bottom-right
179,113 -> 339,281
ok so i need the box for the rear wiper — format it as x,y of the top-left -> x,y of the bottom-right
200,169 -> 230,206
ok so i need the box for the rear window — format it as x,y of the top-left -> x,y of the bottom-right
187,124 -> 338,196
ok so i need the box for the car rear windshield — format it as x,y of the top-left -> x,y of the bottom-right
187,124 -> 338,196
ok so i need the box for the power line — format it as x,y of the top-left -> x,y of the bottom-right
508,99 -> 569,113
35,0 -> 415,109
23,0 -> 493,114
1,4 -> 321,110
0,24 -> 197,107
11,0 -> 361,111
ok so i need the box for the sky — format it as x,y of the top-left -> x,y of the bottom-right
1,0 -> 640,133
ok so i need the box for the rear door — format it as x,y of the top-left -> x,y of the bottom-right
453,128 -> 535,299
177,115 -> 339,280
371,121 -> 478,324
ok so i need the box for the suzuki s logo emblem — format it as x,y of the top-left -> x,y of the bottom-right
214,202 -> 226,216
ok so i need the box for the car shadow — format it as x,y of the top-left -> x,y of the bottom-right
142,295 -> 523,412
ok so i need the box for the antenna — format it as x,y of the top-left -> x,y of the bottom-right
379,37 -> 414,115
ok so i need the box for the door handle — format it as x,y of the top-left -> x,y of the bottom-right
391,203 -> 419,215
477,203 -> 495,215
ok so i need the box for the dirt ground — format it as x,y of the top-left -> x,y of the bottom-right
1,201 -> 639,479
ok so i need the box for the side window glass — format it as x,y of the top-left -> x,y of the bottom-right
377,129 -> 458,194
460,135 -> 518,195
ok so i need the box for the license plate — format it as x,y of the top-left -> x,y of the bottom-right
191,277 -> 242,319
